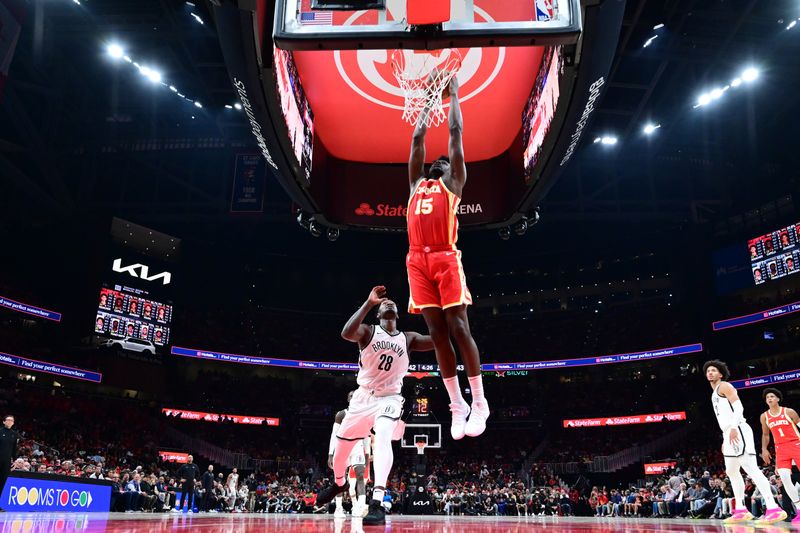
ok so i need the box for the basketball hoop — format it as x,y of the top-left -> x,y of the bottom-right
414,441 -> 427,455
391,48 -> 462,128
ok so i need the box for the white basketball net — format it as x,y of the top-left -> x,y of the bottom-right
391,48 -> 462,128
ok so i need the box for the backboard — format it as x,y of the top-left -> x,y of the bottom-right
275,0 -> 582,51
401,423 -> 442,450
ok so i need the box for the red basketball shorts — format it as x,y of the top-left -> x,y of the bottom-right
775,441 -> 800,470
406,246 -> 472,314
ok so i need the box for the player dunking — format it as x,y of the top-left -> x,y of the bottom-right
760,387 -> 800,526
406,75 -> 489,440
328,391 -> 371,518
704,360 -> 787,524
316,286 -> 433,524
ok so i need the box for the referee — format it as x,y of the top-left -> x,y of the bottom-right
175,454 -> 200,511
0,415 -> 19,513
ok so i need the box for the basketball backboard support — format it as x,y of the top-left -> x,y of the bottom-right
401,423 -> 442,451
274,0 -> 582,50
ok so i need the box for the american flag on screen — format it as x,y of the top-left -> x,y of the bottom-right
299,0 -> 333,26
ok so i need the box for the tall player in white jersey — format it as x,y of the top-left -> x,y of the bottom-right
328,391 -> 371,518
704,359 -> 787,524
316,285 -> 433,525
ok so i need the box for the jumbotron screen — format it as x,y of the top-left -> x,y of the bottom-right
522,46 -> 562,179
273,46 -> 314,183
95,287 -> 172,347
748,221 -> 800,285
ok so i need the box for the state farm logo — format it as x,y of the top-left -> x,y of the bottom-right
355,203 -> 375,216
354,202 -> 483,217
333,5 -> 505,110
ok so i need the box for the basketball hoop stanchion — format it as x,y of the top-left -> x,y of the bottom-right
391,48 -> 462,128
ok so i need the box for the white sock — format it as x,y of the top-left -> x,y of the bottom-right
372,488 -> 385,503
348,481 -> 356,498
357,495 -> 366,506
443,376 -> 464,405
467,375 -> 485,404
335,495 -> 343,509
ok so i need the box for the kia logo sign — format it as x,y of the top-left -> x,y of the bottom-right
112,258 -> 172,286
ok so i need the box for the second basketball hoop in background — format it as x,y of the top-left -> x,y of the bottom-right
391,48 -> 462,128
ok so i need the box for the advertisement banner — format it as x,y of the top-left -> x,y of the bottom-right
159,451 -> 190,463
563,411 -> 686,428
488,344 -> 703,372
173,343 -> 703,373
730,369 -> 800,390
645,462 -> 677,475
0,351 -> 102,383
0,295 -> 62,322
1,473 -> 112,512
713,300 -> 800,331
162,408 -> 280,426
230,154 -> 267,213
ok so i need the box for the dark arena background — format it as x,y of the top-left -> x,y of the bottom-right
0,0 -> 799,531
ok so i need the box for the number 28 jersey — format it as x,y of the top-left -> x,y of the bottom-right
357,325 -> 409,396
407,178 -> 460,249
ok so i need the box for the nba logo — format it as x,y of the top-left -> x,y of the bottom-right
535,0 -> 555,21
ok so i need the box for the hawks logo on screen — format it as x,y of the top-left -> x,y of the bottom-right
333,1 -> 505,109
355,202 -> 482,217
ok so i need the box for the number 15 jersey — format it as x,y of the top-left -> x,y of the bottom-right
407,177 -> 460,249
357,325 -> 409,396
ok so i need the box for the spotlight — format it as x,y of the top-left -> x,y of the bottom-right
225,104 -> 233,109
107,43 -> 125,59
741,67 -> 759,82
653,23 -> 664,30
327,228 -> 340,242
140,66 -> 162,84
194,101 -> 203,108
191,13 -> 204,25
696,93 -> 712,107
513,219 -> 528,236
731,78 -> 742,88
234,103 -> 243,110
788,20 -> 797,30
309,221 -> 322,238
709,87 -> 724,100
498,227 -> 511,241
643,123 -> 661,135
600,136 -> 618,145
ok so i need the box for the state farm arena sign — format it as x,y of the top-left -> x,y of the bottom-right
563,411 -> 687,428
645,462 -> 677,475
354,202 -> 484,218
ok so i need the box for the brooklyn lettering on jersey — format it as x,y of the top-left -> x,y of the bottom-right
371,339 -> 405,358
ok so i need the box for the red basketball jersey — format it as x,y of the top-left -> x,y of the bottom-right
407,178 -> 460,248
766,407 -> 800,446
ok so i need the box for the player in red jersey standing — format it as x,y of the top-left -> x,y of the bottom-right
760,387 -> 800,526
406,76 -> 489,440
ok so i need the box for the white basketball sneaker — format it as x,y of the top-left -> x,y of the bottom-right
333,506 -> 346,519
449,401 -> 470,440
464,399 -> 490,437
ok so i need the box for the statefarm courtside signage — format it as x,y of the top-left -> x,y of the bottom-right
1,473 -> 111,512
645,462 -> 677,475
563,411 -> 687,428
162,408 -> 280,426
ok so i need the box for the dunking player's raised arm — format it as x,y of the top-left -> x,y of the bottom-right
341,286 -> 387,348
404,331 -> 435,352
409,107 -> 430,189
446,77 -> 467,196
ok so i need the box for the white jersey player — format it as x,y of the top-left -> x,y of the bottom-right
704,359 -> 787,525
316,286 -> 433,525
328,392 -> 371,518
